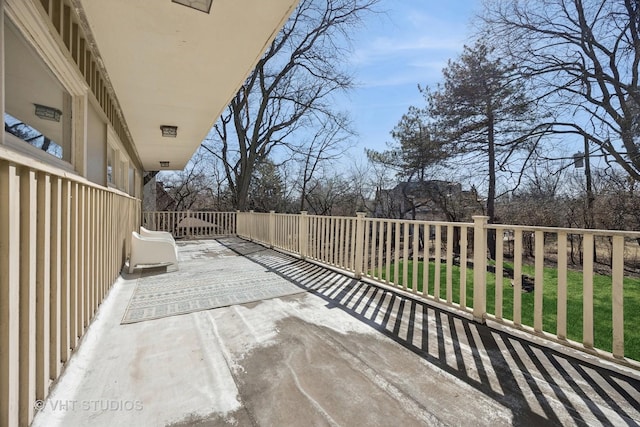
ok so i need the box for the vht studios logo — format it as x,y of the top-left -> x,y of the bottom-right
34,399 -> 144,412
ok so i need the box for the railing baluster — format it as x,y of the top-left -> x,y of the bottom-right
412,223 -> 419,294
314,216 -> 319,260
402,221 -> 409,291
50,176 -> 62,380
460,225 -> 468,309
376,221 -> 381,277
328,217 -> 334,265
70,182 -> 79,350
60,179 -> 71,365
0,162 -> 21,427
349,218 -> 353,270
583,234 -> 594,348
369,220 -> 376,280
393,221 -> 400,287
339,217 -> 344,268
321,217 -> 327,263
422,224 -> 429,297
446,225 -> 453,303
612,235 -> 624,358
36,173 -> 51,401
513,229 -> 523,326
363,219 -> 370,276
354,213 -> 366,277
335,217 -> 340,266
534,230 -> 544,333
385,221 -> 391,285
434,225 -> 441,300
557,232 -> 568,340
495,228 -> 504,319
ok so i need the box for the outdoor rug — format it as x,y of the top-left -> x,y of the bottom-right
121,239 -> 305,324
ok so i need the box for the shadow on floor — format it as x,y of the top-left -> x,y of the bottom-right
217,237 -> 640,427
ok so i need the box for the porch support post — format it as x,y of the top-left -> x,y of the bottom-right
473,215 -> 488,323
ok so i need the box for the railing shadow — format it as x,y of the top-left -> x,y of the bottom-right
218,237 -> 640,427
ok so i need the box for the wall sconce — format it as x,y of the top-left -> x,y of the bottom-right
34,104 -> 62,122
160,125 -> 178,137
159,161 -> 170,168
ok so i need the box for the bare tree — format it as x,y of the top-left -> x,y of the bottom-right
158,150 -> 239,211
498,157 -> 569,227
304,175 -> 353,215
160,151 -> 213,211
202,0 -> 379,211
293,114 -> 354,212
482,0 -> 640,180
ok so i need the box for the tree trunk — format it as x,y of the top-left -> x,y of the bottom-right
235,169 -> 252,211
487,112 -> 497,259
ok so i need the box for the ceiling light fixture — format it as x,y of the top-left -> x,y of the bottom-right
160,125 -> 178,138
172,0 -> 213,14
34,104 -> 62,122
160,161 -> 170,168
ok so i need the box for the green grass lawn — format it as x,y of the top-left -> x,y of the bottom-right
375,261 -> 640,362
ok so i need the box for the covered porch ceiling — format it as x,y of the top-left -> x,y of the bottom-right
78,0 -> 298,171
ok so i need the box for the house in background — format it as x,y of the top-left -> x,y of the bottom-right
374,180 -> 481,221
142,178 -> 177,212
0,0 -> 298,425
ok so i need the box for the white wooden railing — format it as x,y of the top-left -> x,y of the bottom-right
142,211 -> 236,239
237,212 -> 640,367
144,209 -> 640,368
1,147 -> 140,426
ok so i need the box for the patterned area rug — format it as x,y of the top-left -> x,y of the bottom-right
121,240 -> 305,324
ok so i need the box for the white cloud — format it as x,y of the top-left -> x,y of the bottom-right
357,65 -> 443,88
352,35 -> 465,66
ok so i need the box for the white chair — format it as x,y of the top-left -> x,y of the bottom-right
140,226 -> 175,242
129,231 -> 179,274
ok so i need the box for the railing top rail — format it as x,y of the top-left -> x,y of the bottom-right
144,211 -> 236,214
363,217 -> 475,227
490,223 -> 640,238
151,209 -> 640,238
306,213 -> 360,220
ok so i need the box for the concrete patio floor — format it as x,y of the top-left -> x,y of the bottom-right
32,238 -> 640,427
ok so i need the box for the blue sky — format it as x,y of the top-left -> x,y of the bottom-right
342,1 -> 482,160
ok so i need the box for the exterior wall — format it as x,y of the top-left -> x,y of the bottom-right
143,174 -> 157,212
1,0 -> 142,188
